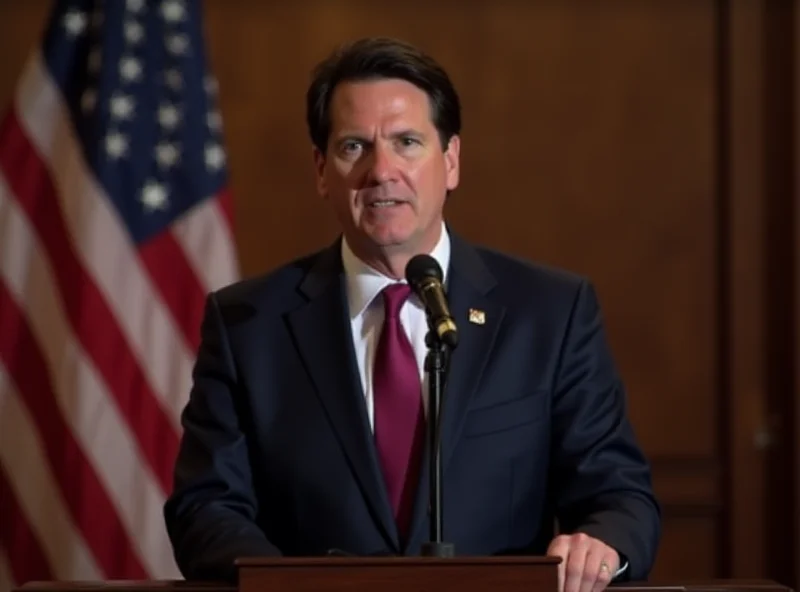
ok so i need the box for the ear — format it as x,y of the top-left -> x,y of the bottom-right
312,146 -> 328,198
444,134 -> 460,191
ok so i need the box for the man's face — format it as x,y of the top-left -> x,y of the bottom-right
313,78 -> 460,262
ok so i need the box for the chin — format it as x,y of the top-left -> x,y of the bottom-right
367,228 -> 416,249
357,220 -> 405,241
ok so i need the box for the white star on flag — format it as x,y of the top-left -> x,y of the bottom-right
205,143 -> 226,171
158,104 -> 181,130
166,34 -> 190,56
161,0 -> 187,23
120,56 -> 143,82
63,10 -> 88,37
126,0 -> 145,13
140,181 -> 169,211
207,110 -> 222,131
105,132 -> 129,159
124,21 -> 145,44
110,94 -> 135,120
155,142 -> 180,168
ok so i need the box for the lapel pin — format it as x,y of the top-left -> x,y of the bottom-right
468,308 -> 486,325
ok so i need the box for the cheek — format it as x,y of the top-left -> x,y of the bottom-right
406,162 -> 447,200
333,164 -> 364,194
324,166 -> 356,196
402,161 -> 428,189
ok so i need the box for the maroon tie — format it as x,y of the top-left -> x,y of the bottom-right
373,283 -> 425,540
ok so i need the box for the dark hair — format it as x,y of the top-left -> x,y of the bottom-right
305,37 -> 462,154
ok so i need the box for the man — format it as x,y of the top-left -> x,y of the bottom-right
163,37 -> 661,592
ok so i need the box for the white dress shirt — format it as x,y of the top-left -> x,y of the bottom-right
341,223 -> 451,430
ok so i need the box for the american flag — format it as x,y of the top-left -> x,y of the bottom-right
0,0 -> 239,588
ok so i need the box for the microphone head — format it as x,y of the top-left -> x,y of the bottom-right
405,254 -> 443,288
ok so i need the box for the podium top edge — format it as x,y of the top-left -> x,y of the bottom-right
234,555 -> 562,568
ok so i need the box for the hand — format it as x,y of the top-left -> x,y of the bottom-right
547,533 -> 619,592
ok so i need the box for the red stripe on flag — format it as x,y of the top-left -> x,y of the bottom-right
0,282 -> 147,579
139,231 -> 206,352
0,463 -> 53,585
0,111 -> 178,493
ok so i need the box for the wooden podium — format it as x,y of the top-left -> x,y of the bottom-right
13,556 -> 794,592
236,555 -> 559,592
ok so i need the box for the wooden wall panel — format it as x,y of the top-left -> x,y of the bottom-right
656,517 -> 720,580
0,4 -> 48,98
728,0 -> 768,580
650,458 -> 720,580
759,0 -> 798,588
794,4 -> 800,590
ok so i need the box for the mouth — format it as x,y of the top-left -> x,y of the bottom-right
367,199 -> 406,208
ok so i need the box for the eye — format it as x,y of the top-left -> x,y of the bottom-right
337,139 -> 366,161
341,140 -> 363,154
397,136 -> 421,148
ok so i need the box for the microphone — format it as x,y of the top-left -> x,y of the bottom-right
405,255 -> 458,349
405,253 -> 456,558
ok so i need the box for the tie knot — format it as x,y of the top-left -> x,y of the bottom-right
381,283 -> 412,319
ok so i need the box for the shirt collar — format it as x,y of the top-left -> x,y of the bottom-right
341,222 -> 451,319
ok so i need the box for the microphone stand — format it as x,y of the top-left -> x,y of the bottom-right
419,327 -> 455,558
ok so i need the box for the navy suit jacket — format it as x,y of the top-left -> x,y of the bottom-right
163,233 -> 661,582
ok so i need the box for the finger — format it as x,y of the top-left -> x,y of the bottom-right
590,550 -> 618,592
580,541 -> 611,592
547,536 -> 571,592
563,537 -> 590,592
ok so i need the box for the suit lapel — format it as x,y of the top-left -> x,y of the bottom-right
285,243 -> 399,550
406,234 -> 507,550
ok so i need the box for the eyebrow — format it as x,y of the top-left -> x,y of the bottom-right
334,129 -> 427,144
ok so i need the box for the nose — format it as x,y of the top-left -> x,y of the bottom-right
365,143 -> 395,184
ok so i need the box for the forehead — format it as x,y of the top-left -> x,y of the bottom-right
328,78 -> 434,131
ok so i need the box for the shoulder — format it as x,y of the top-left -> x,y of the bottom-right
209,245 -> 334,312
474,244 -> 586,290
461,241 -> 611,357
464,241 -> 596,314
